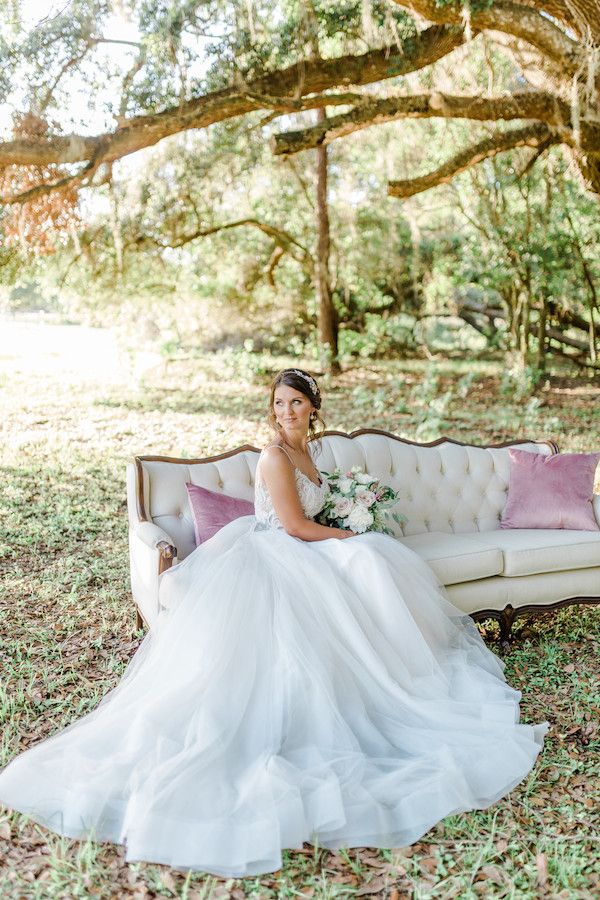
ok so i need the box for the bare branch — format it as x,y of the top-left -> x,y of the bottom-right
243,89 -> 364,112
514,134 -> 555,176
284,157 -> 315,210
388,123 -> 560,198
0,139 -> 111,205
118,45 -> 148,120
90,37 -> 142,48
266,245 -> 285,286
38,45 -> 93,113
134,218 -> 314,271
271,90 -> 592,156
38,35 -> 142,114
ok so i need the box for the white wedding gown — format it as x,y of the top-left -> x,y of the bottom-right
0,446 -> 549,877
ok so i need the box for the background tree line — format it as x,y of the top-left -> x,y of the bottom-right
0,0 -> 598,376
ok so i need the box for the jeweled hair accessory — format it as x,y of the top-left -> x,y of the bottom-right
286,369 -> 319,395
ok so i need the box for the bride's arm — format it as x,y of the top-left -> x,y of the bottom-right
259,448 -> 355,542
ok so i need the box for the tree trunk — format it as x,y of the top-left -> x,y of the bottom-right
315,106 -> 339,373
536,298 -> 547,371
510,287 -> 522,354
519,266 -> 532,366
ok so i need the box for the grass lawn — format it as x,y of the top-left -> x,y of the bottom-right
1,336 -> 599,899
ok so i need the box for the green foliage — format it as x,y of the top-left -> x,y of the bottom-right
1,2 -> 598,374
424,143 -> 599,366
1,0 -> 417,121
6,0 -> 112,120
500,358 -> 546,400
339,313 -> 418,359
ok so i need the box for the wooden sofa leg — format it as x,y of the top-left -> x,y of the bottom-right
135,607 -> 145,632
499,604 -> 517,649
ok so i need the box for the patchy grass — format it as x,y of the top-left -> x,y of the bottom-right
1,339 -> 599,898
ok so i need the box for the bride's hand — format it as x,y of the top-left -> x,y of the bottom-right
336,528 -> 357,539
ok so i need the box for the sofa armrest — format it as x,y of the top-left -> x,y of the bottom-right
129,522 -> 178,629
133,521 -> 178,569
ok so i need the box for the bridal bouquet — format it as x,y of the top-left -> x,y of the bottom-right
316,465 -> 407,535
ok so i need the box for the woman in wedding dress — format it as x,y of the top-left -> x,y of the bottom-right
0,367 -> 549,878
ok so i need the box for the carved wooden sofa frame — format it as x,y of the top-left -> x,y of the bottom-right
128,430 -> 600,647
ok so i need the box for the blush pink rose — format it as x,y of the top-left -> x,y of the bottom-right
355,489 -> 376,507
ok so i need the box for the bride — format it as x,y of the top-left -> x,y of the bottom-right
0,367 -> 549,878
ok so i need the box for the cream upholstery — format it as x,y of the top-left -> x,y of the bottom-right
126,432 -> 600,631
405,527 -> 600,585
397,532 -> 503,585
477,528 -> 600,577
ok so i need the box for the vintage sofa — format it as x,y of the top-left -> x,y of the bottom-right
126,430 -> 600,645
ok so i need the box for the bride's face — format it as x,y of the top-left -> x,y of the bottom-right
273,384 -> 315,438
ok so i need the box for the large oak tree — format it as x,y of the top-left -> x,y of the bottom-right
1,1 -> 597,368
0,1 -> 597,201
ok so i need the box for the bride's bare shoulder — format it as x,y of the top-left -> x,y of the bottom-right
260,443 -> 294,475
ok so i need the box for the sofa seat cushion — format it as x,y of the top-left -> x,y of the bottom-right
397,532 -> 504,586
478,528 -> 600,577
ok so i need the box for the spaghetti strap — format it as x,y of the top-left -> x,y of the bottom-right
264,443 -> 295,466
256,443 -> 294,489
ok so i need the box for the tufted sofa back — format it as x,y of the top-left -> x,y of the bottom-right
129,430 -> 556,562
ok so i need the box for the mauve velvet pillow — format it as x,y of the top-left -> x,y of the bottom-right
500,448 -> 600,530
185,483 -> 255,545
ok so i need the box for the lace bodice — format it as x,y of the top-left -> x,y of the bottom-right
254,445 -> 330,531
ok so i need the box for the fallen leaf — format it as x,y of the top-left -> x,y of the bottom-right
211,887 -> 233,899
420,856 -> 438,875
35,870 -> 52,882
356,876 -> 392,895
479,865 -> 504,885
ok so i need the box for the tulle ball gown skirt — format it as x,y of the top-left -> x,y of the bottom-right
0,516 -> 549,877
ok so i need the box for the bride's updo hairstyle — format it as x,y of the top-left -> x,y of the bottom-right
267,368 -> 326,451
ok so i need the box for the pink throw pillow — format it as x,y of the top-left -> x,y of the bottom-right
500,448 -> 600,530
185,483 -> 255,545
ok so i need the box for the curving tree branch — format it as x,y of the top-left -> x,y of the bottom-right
133,218 -> 314,271
0,139 -> 112,206
0,25 -> 465,172
2,0 -> 599,207
390,0 -> 586,74
387,123 -> 560,197
271,90 -> 596,156
510,0 -> 600,41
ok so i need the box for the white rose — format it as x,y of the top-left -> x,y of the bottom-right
355,472 -> 375,485
355,488 -> 376,507
347,505 -> 374,533
337,477 -> 354,494
334,497 -> 353,517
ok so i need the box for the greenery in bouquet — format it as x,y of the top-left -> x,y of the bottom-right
316,466 -> 407,535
